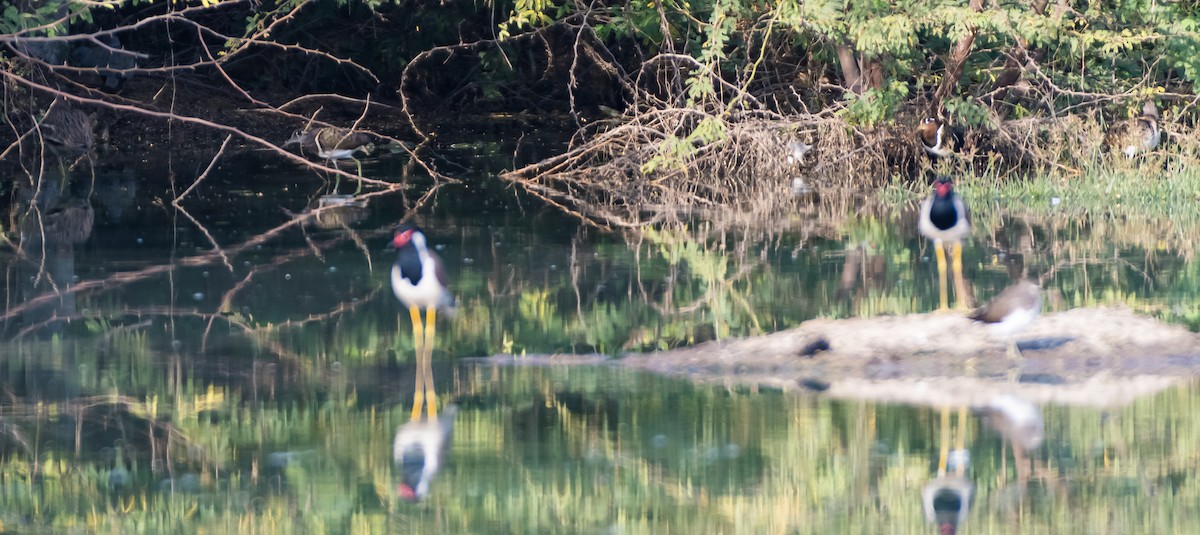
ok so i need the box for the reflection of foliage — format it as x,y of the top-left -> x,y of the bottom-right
5,311 -> 1200,530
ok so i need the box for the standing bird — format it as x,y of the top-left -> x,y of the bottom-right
391,224 -> 455,421
283,126 -> 376,193
919,176 -> 971,310
1104,100 -> 1160,158
393,405 -> 458,502
917,117 -> 962,160
38,98 -> 95,157
968,279 -> 1041,360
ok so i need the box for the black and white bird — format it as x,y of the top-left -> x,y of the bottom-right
917,117 -> 962,160
919,176 -> 971,309
391,224 -> 455,421
1104,100 -> 1160,158
394,405 -> 458,502
969,279 -> 1041,360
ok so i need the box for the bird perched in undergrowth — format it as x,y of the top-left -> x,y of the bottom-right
1104,100 -> 1160,158
917,117 -> 962,160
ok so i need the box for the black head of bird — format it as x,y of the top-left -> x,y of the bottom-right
1105,100 -> 1160,158
919,177 -> 971,241
918,117 -> 961,159
394,405 -> 458,502
390,224 -> 455,313
39,99 -> 95,156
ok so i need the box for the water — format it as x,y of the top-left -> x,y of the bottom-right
2,139 -> 1200,532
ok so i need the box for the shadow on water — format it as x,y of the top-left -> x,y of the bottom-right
3,129 -> 1200,531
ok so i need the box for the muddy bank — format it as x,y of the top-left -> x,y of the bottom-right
614,307 -> 1200,408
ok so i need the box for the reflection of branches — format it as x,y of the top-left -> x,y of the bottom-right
0,181 -> 444,323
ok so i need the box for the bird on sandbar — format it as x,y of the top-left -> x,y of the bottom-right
919,176 -> 971,310
1104,100 -> 1160,158
284,126 -> 377,192
393,405 -> 458,502
390,223 -> 456,422
968,279 -> 1041,360
917,117 -> 962,160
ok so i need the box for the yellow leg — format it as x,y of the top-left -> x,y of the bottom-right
409,305 -> 426,421
937,406 -> 950,476
954,406 -> 968,476
424,308 -> 438,420
951,242 -> 968,310
934,240 -> 949,311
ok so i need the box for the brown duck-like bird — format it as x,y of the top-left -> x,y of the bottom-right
39,99 -> 94,156
917,117 -> 962,160
1104,101 -> 1160,158
968,279 -> 1041,359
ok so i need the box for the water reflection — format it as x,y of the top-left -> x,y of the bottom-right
2,139 -> 1200,531
394,405 -> 458,501
15,191 -> 93,335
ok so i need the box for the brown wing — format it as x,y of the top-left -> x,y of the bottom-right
429,249 -> 451,288
970,281 -> 1039,323
316,128 -> 373,151
1104,120 -> 1134,151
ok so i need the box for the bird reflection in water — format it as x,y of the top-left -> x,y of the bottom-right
923,405 -> 973,535
17,196 -> 94,334
979,394 -> 1044,481
390,224 -> 458,501
393,405 -> 458,502
299,194 -> 369,231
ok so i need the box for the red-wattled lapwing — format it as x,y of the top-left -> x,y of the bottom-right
391,224 -> 455,421
284,126 -> 377,193
394,404 -> 458,502
917,117 -> 962,160
1104,100 -> 1160,158
919,176 -> 971,310
969,279 -> 1041,360
924,405 -> 973,535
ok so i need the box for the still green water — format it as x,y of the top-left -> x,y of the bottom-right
3,140 -> 1200,533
